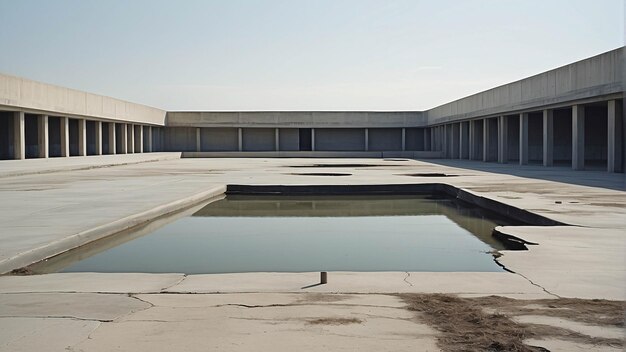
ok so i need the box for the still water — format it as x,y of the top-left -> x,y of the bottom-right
32,195 -> 512,274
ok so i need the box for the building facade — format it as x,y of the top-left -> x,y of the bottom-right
1,48 -> 623,172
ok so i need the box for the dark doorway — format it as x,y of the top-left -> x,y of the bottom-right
49,116 -> 62,157
0,112 -> 14,160
553,108 -> 572,166
86,121 -> 96,155
102,123 -> 111,154
528,112 -> 543,164
584,104 -> 608,170
25,114 -> 39,158
69,118 -> 79,156
299,128 -> 312,151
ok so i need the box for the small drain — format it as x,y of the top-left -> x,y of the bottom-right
290,173 -> 352,177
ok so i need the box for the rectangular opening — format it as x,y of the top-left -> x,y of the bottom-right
0,112 -> 13,160
68,118 -> 79,156
26,192 -> 525,275
48,116 -> 62,157
86,120 -> 96,155
299,128 -> 312,151
102,123 -> 111,154
24,114 -> 39,159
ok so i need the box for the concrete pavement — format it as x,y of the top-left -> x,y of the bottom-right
0,154 -> 624,351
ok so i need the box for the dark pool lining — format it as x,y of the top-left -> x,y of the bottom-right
226,184 -> 566,227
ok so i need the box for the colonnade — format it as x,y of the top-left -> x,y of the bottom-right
2,100 -> 623,174
0,111 -> 161,160
430,99 -> 624,173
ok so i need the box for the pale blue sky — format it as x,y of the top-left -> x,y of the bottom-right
0,0 -> 623,111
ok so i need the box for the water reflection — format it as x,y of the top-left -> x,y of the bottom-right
31,195 -> 512,274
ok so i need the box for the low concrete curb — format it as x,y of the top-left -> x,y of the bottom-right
0,184 -> 227,274
0,153 -> 182,178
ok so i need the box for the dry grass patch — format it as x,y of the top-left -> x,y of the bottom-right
399,293 -> 624,352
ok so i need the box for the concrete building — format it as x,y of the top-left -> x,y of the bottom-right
1,47 -> 623,172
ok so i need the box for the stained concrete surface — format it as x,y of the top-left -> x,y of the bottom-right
523,338 -> 623,352
0,154 -> 624,351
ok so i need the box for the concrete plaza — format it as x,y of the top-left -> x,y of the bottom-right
0,155 -> 624,351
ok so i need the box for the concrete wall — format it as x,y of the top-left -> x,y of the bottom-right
426,48 -> 623,124
405,128 -> 424,151
242,128 -> 274,151
164,127 -> 196,152
369,128 -> 402,151
201,127 -> 238,151
166,111 -> 425,128
0,73 -> 166,125
279,128 -> 299,151
315,128 -> 365,151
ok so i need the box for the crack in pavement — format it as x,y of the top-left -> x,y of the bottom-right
159,274 -> 188,292
512,272 -> 561,299
403,272 -> 413,287
494,257 -> 561,299
214,302 -> 406,310
129,294 -> 156,308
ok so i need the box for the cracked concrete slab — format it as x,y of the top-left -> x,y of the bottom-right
0,156 -> 624,350
0,273 -> 185,293
134,293 -> 409,309
496,226 -> 626,300
165,272 -> 550,296
0,293 -> 150,321
0,317 -> 100,352
71,293 -> 441,352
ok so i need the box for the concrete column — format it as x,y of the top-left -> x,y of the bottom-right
497,116 -> 508,163
127,125 -> 135,153
441,125 -> 450,158
94,121 -> 102,155
159,127 -> 166,152
108,122 -> 116,154
459,122 -> 467,159
364,128 -> 369,151
311,128 -> 316,151
482,119 -> 490,162
146,126 -> 152,153
607,100 -> 623,172
120,123 -> 128,154
519,113 -> 529,165
13,111 -> 25,160
137,125 -> 143,153
38,115 -> 49,158
275,128 -> 280,151
572,105 -> 585,170
401,128 -> 406,151
77,119 -> 87,156
543,109 -> 554,167
424,128 -> 430,151
237,128 -> 243,151
60,117 -> 69,157
468,121 -> 475,160
196,127 -> 201,152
